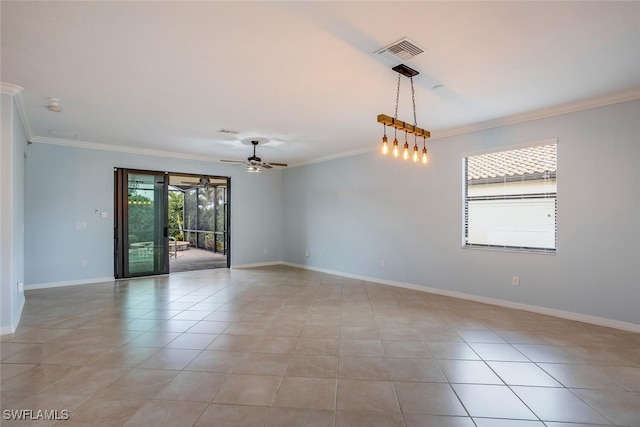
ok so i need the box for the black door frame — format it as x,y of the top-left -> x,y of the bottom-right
114,168 -> 231,279
114,168 -> 170,279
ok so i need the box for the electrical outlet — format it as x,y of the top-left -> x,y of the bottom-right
81,260 -> 87,268
512,276 -> 520,286
380,259 -> 385,267
17,282 -> 23,293
263,248 -> 268,254
305,251 -> 310,257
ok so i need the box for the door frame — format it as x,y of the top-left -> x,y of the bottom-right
114,168 -> 231,279
114,168 -> 170,279
171,173 -> 231,263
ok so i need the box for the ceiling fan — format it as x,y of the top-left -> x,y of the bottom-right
220,140 -> 288,172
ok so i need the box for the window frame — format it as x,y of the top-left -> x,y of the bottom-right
461,139 -> 558,254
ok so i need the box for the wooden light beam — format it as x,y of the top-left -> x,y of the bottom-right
377,114 -> 430,139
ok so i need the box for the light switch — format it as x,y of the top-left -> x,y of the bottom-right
101,212 -> 109,219
75,222 -> 87,230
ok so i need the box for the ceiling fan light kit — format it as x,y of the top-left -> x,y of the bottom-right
378,64 -> 430,165
220,140 -> 288,173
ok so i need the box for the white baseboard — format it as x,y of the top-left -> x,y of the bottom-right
232,261 -> 282,269
282,262 -> 640,333
25,276 -> 115,291
0,325 -> 15,335
19,264 -> 640,333
13,295 -> 25,331
0,296 -> 25,336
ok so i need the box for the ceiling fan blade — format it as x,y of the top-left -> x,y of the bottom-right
223,141 -> 287,172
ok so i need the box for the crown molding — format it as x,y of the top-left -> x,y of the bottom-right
0,82 -> 23,96
430,87 -> 640,141
290,146 -> 374,168
294,87 -> 640,168
31,134 -> 370,170
25,86 -> 640,167
29,135 -> 225,163
1,82 -> 34,141
14,90 -> 34,142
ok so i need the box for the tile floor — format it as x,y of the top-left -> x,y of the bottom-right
1,265 -> 639,426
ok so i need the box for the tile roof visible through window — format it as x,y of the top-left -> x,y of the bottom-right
467,144 -> 557,181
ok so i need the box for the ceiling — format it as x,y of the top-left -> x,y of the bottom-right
2,1 -> 639,166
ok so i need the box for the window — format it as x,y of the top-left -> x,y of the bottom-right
463,141 -> 557,253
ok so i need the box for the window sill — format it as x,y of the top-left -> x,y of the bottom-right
462,244 -> 556,255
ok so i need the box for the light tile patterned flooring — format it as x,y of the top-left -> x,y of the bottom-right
2,265 -> 640,426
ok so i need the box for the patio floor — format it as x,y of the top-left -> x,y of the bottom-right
169,247 -> 227,273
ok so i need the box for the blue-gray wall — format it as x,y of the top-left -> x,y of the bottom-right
282,100 -> 640,326
25,144 -> 283,286
1,92 -> 27,334
16,98 -> 640,329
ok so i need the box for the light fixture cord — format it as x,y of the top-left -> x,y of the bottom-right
410,76 -> 417,128
394,73 -> 401,121
393,73 -> 402,139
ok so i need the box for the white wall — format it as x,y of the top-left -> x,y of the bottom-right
282,99 -> 640,326
24,143 -> 283,287
1,91 -> 27,334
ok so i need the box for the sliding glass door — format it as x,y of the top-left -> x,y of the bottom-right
114,169 -> 169,278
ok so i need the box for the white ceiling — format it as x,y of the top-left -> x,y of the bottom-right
2,1 -> 639,166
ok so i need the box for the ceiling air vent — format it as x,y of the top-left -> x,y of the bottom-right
375,37 -> 425,62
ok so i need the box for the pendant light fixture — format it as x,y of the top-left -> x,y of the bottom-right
378,64 -> 430,164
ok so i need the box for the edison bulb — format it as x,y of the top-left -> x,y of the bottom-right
422,148 -> 428,164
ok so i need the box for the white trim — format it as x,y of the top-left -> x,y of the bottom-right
0,82 -> 33,145
431,87 -> 640,141
461,245 -> 556,256
25,88 -> 640,167
0,296 -> 25,336
292,88 -> 639,167
0,325 -> 15,335
25,276 -> 115,291
281,262 -> 640,333
0,82 -> 23,96
232,261 -> 282,269
11,296 -> 25,332
30,134 -> 371,171
289,147 -> 374,169
16,263 -> 640,333
30,136 -> 226,163
13,90 -> 33,142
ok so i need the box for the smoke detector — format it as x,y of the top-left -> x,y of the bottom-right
375,37 -> 425,62
47,98 -> 63,112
